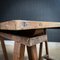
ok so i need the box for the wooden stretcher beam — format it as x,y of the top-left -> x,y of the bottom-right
0,31 -> 47,46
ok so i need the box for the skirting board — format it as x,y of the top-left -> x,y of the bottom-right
4,40 -> 60,48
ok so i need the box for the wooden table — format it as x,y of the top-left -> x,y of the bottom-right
0,20 -> 60,60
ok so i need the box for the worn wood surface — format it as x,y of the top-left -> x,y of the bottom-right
0,32 -> 47,46
27,45 -> 38,60
13,41 -> 25,60
0,20 -> 60,30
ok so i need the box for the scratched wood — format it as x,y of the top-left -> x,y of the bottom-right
0,20 -> 60,30
27,45 -> 38,60
0,32 -> 47,46
13,42 -> 25,60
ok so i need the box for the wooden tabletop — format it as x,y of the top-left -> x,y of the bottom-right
0,20 -> 60,30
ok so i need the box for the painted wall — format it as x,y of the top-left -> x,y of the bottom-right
0,0 -> 60,42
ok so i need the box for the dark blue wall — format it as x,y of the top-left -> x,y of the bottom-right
0,0 -> 60,42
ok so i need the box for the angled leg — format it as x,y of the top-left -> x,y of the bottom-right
43,41 -> 53,60
45,41 -> 49,57
45,41 -> 49,60
0,36 -> 8,60
27,45 -> 38,60
39,42 -> 43,60
13,41 -> 25,60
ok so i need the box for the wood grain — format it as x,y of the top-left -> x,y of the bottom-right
0,32 -> 47,46
0,20 -> 60,30
13,41 -> 25,60
27,45 -> 38,60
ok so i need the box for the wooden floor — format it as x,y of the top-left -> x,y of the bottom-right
0,43 -> 60,60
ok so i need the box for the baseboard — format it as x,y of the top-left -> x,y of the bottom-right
4,41 -> 60,48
